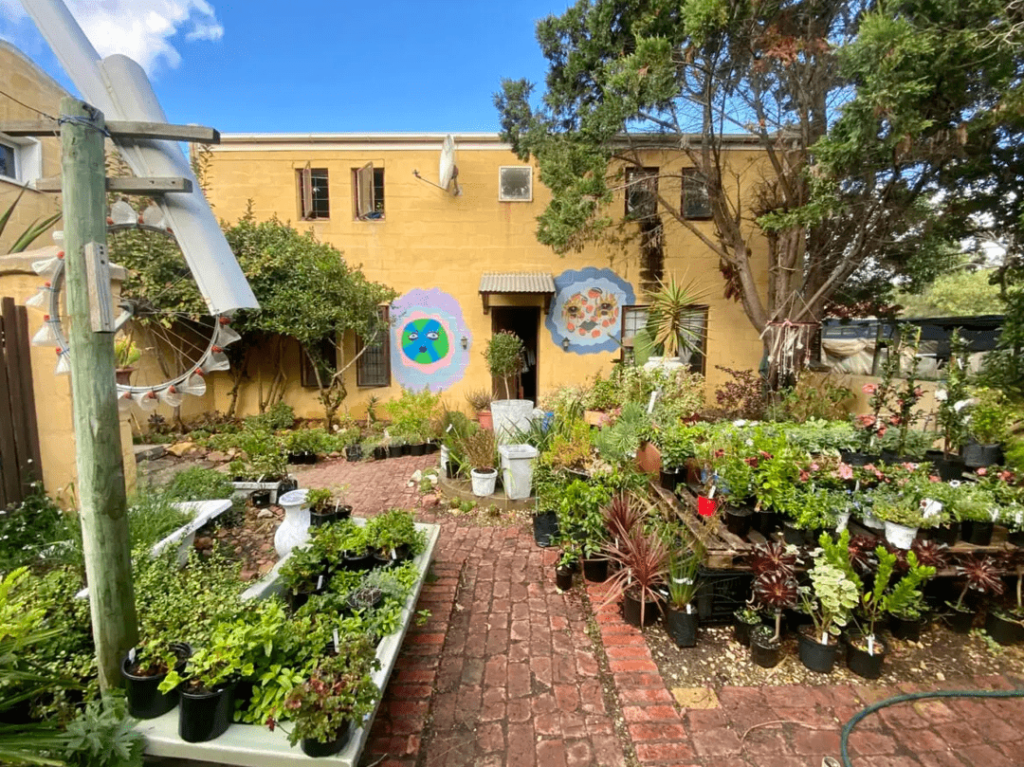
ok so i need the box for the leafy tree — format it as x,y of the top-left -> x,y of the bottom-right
897,268 -> 1005,318
495,0 -> 1023,384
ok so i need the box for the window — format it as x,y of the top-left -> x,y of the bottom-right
681,168 -> 712,219
0,137 -> 41,185
356,307 -> 391,387
625,166 -> 658,219
619,304 -> 709,374
301,336 -> 337,387
499,166 -> 533,201
297,167 -> 330,220
354,164 -> 385,219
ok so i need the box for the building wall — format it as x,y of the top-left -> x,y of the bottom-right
0,41 -> 63,254
199,134 -> 772,420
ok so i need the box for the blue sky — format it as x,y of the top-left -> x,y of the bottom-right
0,0 -> 565,133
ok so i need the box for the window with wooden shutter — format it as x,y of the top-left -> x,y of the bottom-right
297,166 -> 329,219
354,163 -> 375,219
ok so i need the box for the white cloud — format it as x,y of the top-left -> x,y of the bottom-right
0,0 -> 223,75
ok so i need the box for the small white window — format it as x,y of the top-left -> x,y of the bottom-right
499,166 -> 532,202
0,136 -> 42,186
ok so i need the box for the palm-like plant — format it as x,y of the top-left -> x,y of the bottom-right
603,493 -> 645,544
644,274 -> 709,359
601,527 -> 670,626
1,190 -> 62,254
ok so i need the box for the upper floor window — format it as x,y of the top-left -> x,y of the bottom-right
625,166 -> 658,219
298,167 -> 330,220
354,164 -> 385,219
681,168 -> 712,220
499,166 -> 533,201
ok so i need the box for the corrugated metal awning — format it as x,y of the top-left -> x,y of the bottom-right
479,272 -> 556,294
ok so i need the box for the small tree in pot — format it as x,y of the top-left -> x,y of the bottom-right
737,541 -> 795,648
484,330 -> 524,401
750,569 -> 799,668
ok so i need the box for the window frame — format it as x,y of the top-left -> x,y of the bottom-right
354,163 -> 385,220
619,304 -> 650,364
356,306 -> 391,388
619,303 -> 709,375
625,166 -> 659,219
680,167 -> 712,220
297,166 -> 330,220
498,166 -> 533,202
0,136 -> 42,186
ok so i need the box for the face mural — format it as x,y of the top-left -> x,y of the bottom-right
546,267 -> 635,354
390,289 -> 471,391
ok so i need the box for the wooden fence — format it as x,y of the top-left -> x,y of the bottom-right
0,297 -> 42,508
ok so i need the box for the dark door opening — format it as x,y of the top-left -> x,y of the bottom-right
490,306 -> 539,403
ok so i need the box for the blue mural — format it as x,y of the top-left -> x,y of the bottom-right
546,267 -> 635,354
390,288 -> 471,391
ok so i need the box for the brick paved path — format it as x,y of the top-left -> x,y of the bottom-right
299,457 -> 1024,767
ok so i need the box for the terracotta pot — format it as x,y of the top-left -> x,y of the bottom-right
635,441 -> 662,475
115,367 -> 134,385
478,410 -> 493,430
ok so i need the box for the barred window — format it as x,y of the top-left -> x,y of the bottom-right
357,307 -> 391,387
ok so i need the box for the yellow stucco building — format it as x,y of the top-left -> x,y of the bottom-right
202,132 -> 771,420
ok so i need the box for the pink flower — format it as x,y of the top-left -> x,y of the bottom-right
810,462 -> 820,472
838,463 -> 853,480
976,467 -> 988,477
862,383 -> 878,394
877,426 -> 888,437
799,470 -> 810,482
929,475 -> 940,483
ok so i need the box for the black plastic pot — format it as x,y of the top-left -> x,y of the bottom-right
179,683 -> 235,743
345,445 -> 363,462
659,467 -> 682,492
782,521 -> 805,546
750,628 -> 782,668
724,506 -> 753,538
583,558 -> 608,583
279,477 -> 298,494
923,523 -> 959,546
250,489 -> 271,508
961,520 -> 994,546
753,511 -> 780,537
797,630 -> 839,674
373,446 -> 388,461
946,606 -> 975,634
1009,530 -> 1024,547
387,445 -> 403,458
409,442 -> 427,456
555,566 -> 574,591
288,451 -> 317,465
445,462 -> 459,479
924,451 -> 965,482
623,591 -> 660,627
426,441 -> 440,454
343,550 -> 375,572
286,587 -> 314,613
301,720 -> 353,758
532,511 -> 559,548
310,508 -> 340,527
840,450 -> 877,467
846,636 -> 887,680
401,443 -> 412,456
121,643 -> 191,720
890,614 -> 926,641
733,613 -> 761,647
665,605 -> 699,647
963,440 -> 1003,469
985,611 -> 1024,646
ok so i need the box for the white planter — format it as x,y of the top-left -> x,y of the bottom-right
499,444 -> 539,500
642,356 -> 685,373
861,510 -> 885,530
490,399 -> 535,445
884,520 -> 918,550
471,468 -> 498,497
835,511 -> 851,534
440,444 -> 450,472
274,489 -> 310,558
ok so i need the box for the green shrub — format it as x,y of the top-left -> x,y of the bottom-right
165,467 -> 235,502
244,402 -> 295,432
0,483 -> 74,572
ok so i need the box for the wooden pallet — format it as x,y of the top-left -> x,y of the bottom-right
651,483 -> 1020,574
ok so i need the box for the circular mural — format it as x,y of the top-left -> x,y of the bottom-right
546,267 -> 636,354
390,289 -> 471,391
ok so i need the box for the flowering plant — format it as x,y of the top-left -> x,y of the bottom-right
935,330 -> 971,454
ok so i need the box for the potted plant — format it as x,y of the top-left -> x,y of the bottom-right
485,331 -> 531,440
121,640 -> 191,719
462,428 -> 498,497
963,388 -> 1009,468
733,606 -> 762,648
872,490 -> 922,550
601,526 -> 669,627
555,544 -> 578,591
750,568 -> 799,668
664,549 -> 702,647
114,337 -> 141,385
642,274 -> 708,371
280,639 -> 380,757
889,540 -> 947,640
279,545 -> 328,613
364,508 -> 426,562
466,389 -> 494,431
946,555 -> 1005,634
986,550 -> 1024,645
798,540 -> 859,673
741,541 -> 797,649
953,483 -> 997,545
597,493 -> 644,581
929,330 -> 969,480
308,487 -> 351,527
286,429 -> 326,464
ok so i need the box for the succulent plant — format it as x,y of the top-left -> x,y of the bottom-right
749,541 -> 796,577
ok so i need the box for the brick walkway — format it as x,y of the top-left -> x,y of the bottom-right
300,457 -> 1024,767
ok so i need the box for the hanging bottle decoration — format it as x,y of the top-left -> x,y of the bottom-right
201,345 -> 230,374
132,390 -> 159,411
109,200 -> 136,226
32,251 -> 64,278
52,230 -> 63,244
180,371 -> 207,397
117,390 -> 134,413
158,385 -> 184,408
55,348 -> 71,376
141,204 -> 166,229
214,317 -> 241,347
25,282 -> 54,310
32,315 -> 61,347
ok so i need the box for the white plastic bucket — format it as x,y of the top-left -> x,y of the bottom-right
861,510 -> 885,530
490,399 -> 535,444
499,444 -> 539,500
471,468 -> 498,497
884,521 -> 917,550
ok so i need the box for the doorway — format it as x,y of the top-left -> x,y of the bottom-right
490,306 -> 539,403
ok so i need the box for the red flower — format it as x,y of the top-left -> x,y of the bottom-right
265,717 -> 277,732
877,426 -> 888,437
857,414 -> 876,427
799,470 -> 810,482
929,475 -> 940,483
862,383 -> 878,394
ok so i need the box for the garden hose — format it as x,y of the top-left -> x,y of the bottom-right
838,687 -> 1024,767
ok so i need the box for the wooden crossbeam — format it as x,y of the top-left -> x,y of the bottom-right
33,176 -> 193,194
0,119 -> 219,144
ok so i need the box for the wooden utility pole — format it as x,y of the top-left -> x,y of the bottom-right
60,96 -> 138,689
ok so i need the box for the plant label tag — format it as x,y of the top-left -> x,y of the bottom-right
990,507 -> 1001,522
822,631 -> 829,645
708,485 -> 717,499
854,480 -> 860,492
686,603 -> 693,614
697,496 -> 717,517
333,629 -> 340,653
446,424 -> 454,433
317,575 -> 324,591
647,389 -> 660,414
867,635 -> 875,656
128,648 -> 136,663
921,499 -> 942,518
